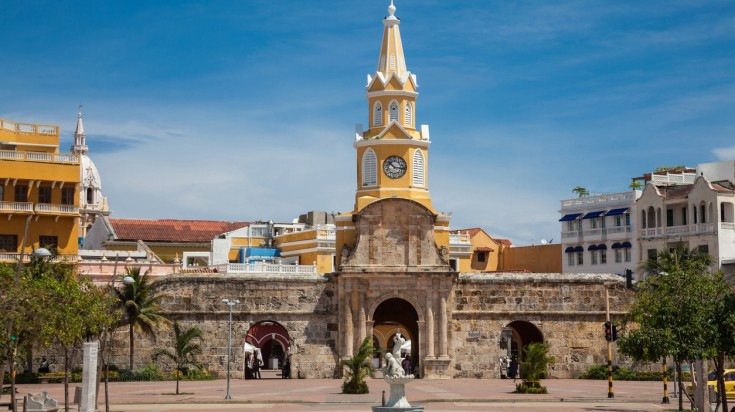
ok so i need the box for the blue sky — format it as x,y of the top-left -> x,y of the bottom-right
2,1 -> 734,245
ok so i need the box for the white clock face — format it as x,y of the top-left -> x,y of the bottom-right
383,156 -> 407,179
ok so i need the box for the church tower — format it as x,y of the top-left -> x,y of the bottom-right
336,1 -> 451,268
71,107 -> 110,242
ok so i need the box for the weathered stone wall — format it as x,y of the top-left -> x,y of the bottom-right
451,273 -> 634,379
108,274 -> 340,379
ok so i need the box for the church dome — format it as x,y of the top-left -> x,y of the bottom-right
80,153 -> 103,207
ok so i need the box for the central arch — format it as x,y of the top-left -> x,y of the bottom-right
371,297 -> 419,374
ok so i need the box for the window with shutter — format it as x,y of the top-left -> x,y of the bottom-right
389,101 -> 399,123
405,102 -> 412,127
412,149 -> 425,187
373,102 -> 382,126
362,149 -> 377,187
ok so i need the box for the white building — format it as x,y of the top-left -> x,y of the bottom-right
637,161 -> 735,276
560,191 -> 641,276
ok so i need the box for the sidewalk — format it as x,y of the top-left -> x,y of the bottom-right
7,374 -> 684,411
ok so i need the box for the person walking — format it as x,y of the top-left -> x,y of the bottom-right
252,357 -> 262,379
509,355 -> 519,383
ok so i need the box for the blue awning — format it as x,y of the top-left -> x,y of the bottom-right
611,242 -> 622,249
588,245 -> 598,251
597,244 -> 607,250
606,208 -> 629,216
582,210 -> 606,219
574,246 -> 584,252
565,246 -> 576,253
621,241 -> 632,248
559,213 -> 583,222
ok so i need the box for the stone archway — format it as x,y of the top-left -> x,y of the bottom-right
372,297 -> 419,374
507,320 -> 544,361
246,321 -> 290,371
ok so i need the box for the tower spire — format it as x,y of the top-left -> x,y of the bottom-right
377,0 -> 407,77
71,105 -> 88,155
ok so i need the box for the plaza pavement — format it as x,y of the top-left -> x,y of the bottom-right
8,371 -> 692,412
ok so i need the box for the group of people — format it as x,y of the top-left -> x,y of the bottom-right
245,353 -> 262,379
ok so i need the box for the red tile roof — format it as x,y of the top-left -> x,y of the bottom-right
492,238 -> 513,247
451,228 -> 512,247
110,219 -> 250,243
475,246 -> 494,252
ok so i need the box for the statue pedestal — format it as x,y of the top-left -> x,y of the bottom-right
371,376 -> 424,412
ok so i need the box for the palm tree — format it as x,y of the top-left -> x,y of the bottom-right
153,321 -> 203,394
113,267 -> 168,370
640,242 -> 713,278
572,186 -> 589,198
340,337 -> 374,394
629,181 -> 642,190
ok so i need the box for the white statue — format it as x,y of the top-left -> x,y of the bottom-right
383,352 -> 405,378
392,332 -> 406,358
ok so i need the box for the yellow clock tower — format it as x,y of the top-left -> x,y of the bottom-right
335,1 -> 451,269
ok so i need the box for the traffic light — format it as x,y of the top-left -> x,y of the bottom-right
612,324 -> 619,341
604,321 -> 612,342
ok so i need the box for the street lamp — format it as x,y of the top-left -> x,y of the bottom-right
222,298 -> 240,400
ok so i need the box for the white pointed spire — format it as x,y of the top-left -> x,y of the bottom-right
71,105 -> 89,155
377,0 -> 407,76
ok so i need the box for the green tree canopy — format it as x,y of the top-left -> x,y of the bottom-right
153,321 -> 203,394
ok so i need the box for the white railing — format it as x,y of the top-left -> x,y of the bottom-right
316,227 -> 336,240
561,231 -> 580,239
721,223 -> 735,231
0,150 -> 78,164
651,173 -> 696,185
582,228 -> 602,237
693,223 -> 715,234
35,204 -> 79,214
449,233 -> 471,245
605,227 -> 631,235
0,119 -> 59,135
561,191 -> 636,209
666,226 -> 689,236
0,201 -> 33,212
216,263 -> 318,276
0,253 -> 78,263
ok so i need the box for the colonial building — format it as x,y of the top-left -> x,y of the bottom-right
0,117 -> 80,261
559,190 -> 640,276
637,161 -> 735,275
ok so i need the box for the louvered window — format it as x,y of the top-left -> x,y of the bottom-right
362,149 -> 377,187
389,101 -> 399,123
400,58 -> 406,71
412,149 -> 425,187
405,102 -> 413,127
373,102 -> 382,126
380,55 -> 386,72
389,55 -> 396,70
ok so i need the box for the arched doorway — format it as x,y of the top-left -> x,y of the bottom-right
506,320 -> 544,361
245,321 -> 290,373
372,298 -> 419,375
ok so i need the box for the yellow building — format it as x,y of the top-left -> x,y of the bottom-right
0,117 -> 80,261
335,1 -> 451,266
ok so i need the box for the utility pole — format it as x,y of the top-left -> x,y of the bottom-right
605,285 -> 614,398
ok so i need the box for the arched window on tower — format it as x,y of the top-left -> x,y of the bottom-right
405,102 -> 413,127
86,188 -> 94,205
373,101 -> 383,126
412,149 -> 425,187
389,100 -> 399,123
362,149 -> 377,187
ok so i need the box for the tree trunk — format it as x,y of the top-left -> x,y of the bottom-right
719,352 -> 728,412
64,349 -> 70,412
176,375 -> 179,395
677,362 -> 683,412
129,323 -> 134,370
695,359 -> 710,412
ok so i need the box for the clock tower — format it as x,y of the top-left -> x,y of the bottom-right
335,1 -> 451,268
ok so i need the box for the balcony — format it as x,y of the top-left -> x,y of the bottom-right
35,203 -> 79,216
563,226 -> 631,241
0,119 -> 59,136
641,223 -> 717,239
215,262 -> 319,277
0,253 -> 78,263
560,191 -> 637,210
0,150 -> 79,164
0,201 -> 34,214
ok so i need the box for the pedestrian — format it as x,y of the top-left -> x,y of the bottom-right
509,355 -> 519,383
401,354 -> 412,375
252,357 -> 262,379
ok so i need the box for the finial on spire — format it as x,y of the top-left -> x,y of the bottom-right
388,0 -> 396,17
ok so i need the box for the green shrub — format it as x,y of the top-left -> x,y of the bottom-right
515,380 -> 548,394
342,380 -> 369,394
580,364 -> 671,381
183,368 -> 214,381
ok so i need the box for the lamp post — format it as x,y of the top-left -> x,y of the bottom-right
222,298 -> 239,400
104,254 -> 134,412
